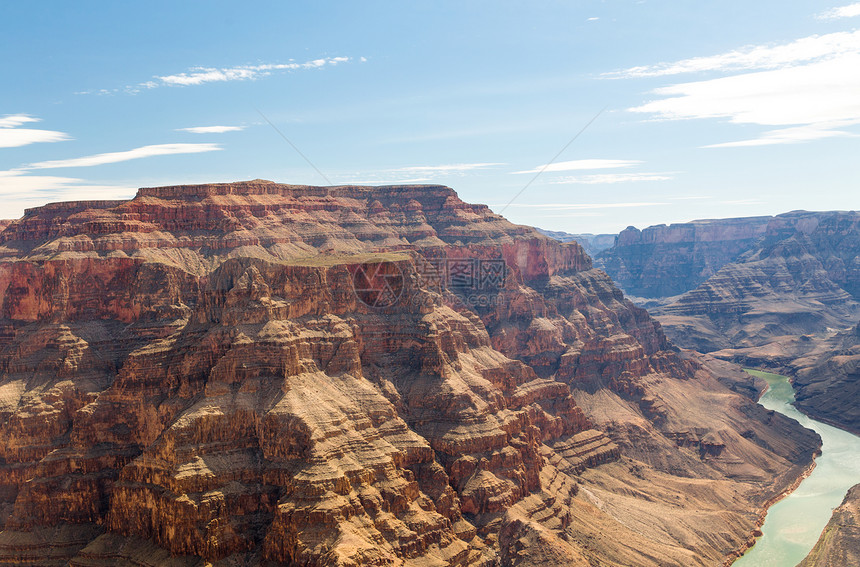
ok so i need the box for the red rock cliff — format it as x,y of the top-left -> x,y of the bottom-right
0,181 -> 819,566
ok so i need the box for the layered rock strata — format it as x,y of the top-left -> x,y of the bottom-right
595,210 -> 860,435
0,181 -> 820,566
787,323 -> 860,433
596,211 -> 860,355
596,216 -> 773,298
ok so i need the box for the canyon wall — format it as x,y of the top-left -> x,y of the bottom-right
595,216 -> 773,298
799,483 -> 860,567
590,210 -> 860,433
0,182 -> 820,566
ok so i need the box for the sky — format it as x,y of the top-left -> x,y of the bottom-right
2,1 -> 859,234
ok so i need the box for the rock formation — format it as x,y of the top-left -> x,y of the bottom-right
596,216 -> 773,299
0,181 -> 820,566
786,322 -> 860,433
536,229 -> 615,258
594,211 -> 860,432
595,211 -> 860,355
799,483 -> 860,567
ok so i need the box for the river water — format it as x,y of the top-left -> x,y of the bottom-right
732,369 -> 860,566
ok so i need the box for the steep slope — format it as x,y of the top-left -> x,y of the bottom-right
595,216 -> 772,299
536,229 -> 615,258
654,211 -> 860,354
787,323 -> 860,433
0,181 -> 819,566
799,483 -> 860,567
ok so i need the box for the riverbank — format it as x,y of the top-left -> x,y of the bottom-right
724,458 -> 817,566
730,369 -> 860,566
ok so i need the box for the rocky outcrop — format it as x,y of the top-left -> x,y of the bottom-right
589,211 -> 860,354
787,323 -> 860,433
537,229 -> 615,258
0,181 -> 821,566
596,216 -> 773,298
799,483 -> 860,567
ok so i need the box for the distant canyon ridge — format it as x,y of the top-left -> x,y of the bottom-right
548,210 -> 860,434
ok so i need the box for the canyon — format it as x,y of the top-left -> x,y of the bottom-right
591,210 -> 860,434
0,181 -> 822,566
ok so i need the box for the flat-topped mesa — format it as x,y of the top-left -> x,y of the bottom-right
0,180 -> 591,281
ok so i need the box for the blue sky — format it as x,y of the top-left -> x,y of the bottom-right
2,1 -> 859,234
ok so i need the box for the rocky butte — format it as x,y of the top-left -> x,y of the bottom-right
0,181 -> 820,566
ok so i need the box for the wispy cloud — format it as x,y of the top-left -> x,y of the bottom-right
388,163 -> 503,175
511,159 -> 642,175
334,163 -> 504,184
0,114 -> 71,148
818,3 -> 860,20
176,125 -> 245,134
492,202 -> 669,210
630,52 -> 860,147
610,30 -> 860,78
549,172 -> 674,184
0,170 -> 135,219
25,143 -> 222,169
81,56 -> 354,95
703,122 -> 859,148
720,198 -> 764,205
668,195 -> 712,200
157,57 -> 349,86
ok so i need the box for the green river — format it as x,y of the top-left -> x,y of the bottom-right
733,370 -> 860,566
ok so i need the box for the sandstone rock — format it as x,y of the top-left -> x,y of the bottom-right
0,181 -> 821,566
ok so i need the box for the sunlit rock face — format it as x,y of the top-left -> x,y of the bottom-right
0,181 -> 820,566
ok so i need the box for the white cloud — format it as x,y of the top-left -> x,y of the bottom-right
0,114 -> 71,148
155,56 -> 350,87
704,122 -> 858,148
76,56 -> 355,95
818,3 -> 860,20
176,125 -> 245,134
549,172 -> 674,184
494,202 -> 668,210
0,170 -> 135,220
25,143 -> 222,170
630,53 -> 860,146
611,30 -> 860,77
587,17 -> 599,22
720,198 -> 764,205
511,159 -> 642,174
0,114 -> 40,128
333,163 -> 503,185
388,163 -> 503,175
